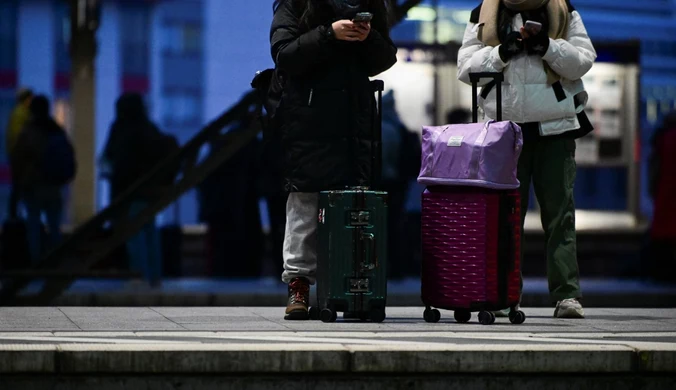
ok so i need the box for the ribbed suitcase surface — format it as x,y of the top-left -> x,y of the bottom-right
421,187 -> 521,311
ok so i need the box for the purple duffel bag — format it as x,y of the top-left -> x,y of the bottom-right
417,120 -> 523,190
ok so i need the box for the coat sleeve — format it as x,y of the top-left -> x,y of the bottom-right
542,11 -> 597,81
457,22 -> 507,86
270,1 -> 336,76
357,29 -> 398,76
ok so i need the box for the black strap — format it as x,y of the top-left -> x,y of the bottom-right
481,80 -> 496,99
566,0 -> 576,12
470,3 -> 482,23
572,109 -> 594,139
552,81 -> 566,102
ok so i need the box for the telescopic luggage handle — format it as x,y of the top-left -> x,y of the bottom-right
370,80 -> 384,189
469,72 -> 504,122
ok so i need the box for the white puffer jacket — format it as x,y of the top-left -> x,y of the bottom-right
457,10 -> 597,136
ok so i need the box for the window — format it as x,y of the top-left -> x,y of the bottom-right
54,1 -> 71,75
119,3 -> 150,77
0,0 -> 17,71
161,22 -> 202,56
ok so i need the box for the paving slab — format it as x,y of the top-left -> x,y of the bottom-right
0,307 -> 674,376
57,307 -> 185,331
20,278 -> 676,307
0,307 -> 80,331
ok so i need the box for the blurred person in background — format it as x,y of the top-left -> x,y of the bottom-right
197,109 -> 263,279
647,111 -> 676,284
458,0 -> 597,318
381,89 -> 420,280
11,95 -> 75,262
446,107 -> 471,126
102,93 -> 178,288
271,0 -> 397,320
5,88 -> 33,220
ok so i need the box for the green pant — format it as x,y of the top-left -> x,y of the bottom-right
518,134 -> 581,301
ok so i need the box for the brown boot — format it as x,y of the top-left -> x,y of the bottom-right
285,277 -> 310,320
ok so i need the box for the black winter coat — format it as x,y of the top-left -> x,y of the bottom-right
270,0 -> 397,192
103,94 -> 177,201
12,117 -> 72,193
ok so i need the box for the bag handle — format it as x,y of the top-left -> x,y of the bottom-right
469,72 -> 504,122
370,80 -> 384,190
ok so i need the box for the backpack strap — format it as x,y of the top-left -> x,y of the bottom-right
566,0 -> 575,12
470,3 -> 482,24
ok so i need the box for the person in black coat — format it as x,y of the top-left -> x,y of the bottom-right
101,93 -> 175,287
12,95 -> 74,262
271,0 -> 397,320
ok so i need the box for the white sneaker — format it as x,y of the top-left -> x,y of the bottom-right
493,309 -> 510,317
554,298 -> 585,318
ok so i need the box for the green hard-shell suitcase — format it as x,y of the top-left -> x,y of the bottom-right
311,80 -> 388,323
314,189 -> 388,322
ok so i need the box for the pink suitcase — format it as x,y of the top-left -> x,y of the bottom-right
421,187 -> 523,325
417,72 -> 525,325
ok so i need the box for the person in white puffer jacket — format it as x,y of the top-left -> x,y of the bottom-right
458,0 -> 597,319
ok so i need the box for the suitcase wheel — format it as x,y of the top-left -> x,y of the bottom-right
308,306 -> 320,321
320,308 -> 337,323
423,308 -> 441,323
453,310 -> 471,324
478,311 -> 496,325
509,309 -> 526,325
369,308 -> 386,323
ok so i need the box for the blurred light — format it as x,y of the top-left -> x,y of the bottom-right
450,10 -> 472,24
407,6 -> 436,22
54,99 -> 71,132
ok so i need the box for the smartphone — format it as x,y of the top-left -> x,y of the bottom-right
524,20 -> 542,35
353,12 -> 373,23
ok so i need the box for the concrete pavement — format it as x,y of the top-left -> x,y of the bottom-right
0,307 -> 675,388
11,277 -> 676,307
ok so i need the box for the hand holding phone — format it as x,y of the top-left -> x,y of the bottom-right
352,12 -> 373,23
331,19 -> 370,42
521,20 -> 550,56
351,12 -> 372,41
522,20 -> 542,37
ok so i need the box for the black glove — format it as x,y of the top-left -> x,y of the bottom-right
525,30 -> 550,57
498,32 -> 524,63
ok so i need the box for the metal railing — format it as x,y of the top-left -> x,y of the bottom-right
0,90 -> 261,305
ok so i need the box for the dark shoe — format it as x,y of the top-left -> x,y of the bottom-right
285,277 -> 310,320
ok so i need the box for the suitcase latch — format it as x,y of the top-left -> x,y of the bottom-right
349,278 -> 370,293
349,211 -> 370,226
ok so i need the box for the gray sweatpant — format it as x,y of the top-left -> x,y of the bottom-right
282,192 -> 319,284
